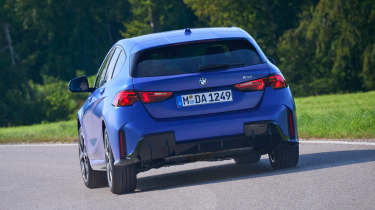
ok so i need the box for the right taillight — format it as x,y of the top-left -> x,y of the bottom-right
112,90 -> 173,107
234,78 -> 265,91
267,74 -> 287,89
234,74 -> 287,91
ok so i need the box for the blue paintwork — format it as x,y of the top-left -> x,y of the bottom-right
76,27 -> 298,170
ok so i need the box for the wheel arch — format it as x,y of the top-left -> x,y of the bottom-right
101,119 -> 108,151
77,118 -> 81,133
101,118 -> 121,163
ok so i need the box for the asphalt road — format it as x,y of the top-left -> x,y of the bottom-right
1,141 -> 375,210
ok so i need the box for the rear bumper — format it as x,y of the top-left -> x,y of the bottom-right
115,121 -> 292,172
106,87 -> 297,163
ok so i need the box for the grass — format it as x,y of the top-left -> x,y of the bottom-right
0,120 -> 77,144
0,91 -> 374,143
295,91 -> 375,139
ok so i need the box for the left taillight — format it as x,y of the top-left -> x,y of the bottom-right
112,90 -> 173,107
112,90 -> 139,106
234,74 -> 287,91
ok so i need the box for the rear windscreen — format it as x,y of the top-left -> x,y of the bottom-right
132,39 -> 263,77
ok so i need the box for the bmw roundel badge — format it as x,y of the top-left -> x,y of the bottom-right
199,78 -> 207,86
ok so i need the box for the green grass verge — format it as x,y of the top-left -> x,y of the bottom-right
295,91 -> 375,139
0,91 -> 374,143
0,120 -> 77,143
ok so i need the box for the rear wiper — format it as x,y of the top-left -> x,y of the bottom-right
199,63 -> 245,72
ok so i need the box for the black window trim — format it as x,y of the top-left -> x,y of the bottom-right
110,47 -> 127,79
104,47 -> 121,83
94,48 -> 116,88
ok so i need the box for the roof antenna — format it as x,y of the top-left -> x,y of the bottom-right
185,28 -> 192,35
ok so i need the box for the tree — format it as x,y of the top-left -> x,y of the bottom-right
121,0 -> 198,38
183,0 -> 314,57
278,0 -> 375,95
0,0 -> 131,126
7,0 -> 131,81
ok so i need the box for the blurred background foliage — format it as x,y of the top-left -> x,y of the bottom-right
0,0 -> 374,126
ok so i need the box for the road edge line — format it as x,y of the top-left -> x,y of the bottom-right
0,143 -> 76,147
300,140 -> 375,146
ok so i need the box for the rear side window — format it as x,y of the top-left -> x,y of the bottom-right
111,50 -> 126,79
132,39 -> 262,77
104,47 -> 121,82
95,48 -> 115,88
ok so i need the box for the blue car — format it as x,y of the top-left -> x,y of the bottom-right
69,27 -> 299,194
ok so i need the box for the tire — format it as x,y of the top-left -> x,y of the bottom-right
234,152 -> 261,164
104,129 -> 137,194
268,142 -> 299,169
78,128 -> 107,188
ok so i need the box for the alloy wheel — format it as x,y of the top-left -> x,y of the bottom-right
79,134 -> 89,183
104,133 -> 113,188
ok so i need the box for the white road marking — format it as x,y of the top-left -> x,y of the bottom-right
0,143 -> 76,147
300,140 -> 375,146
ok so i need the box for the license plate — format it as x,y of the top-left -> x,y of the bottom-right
177,90 -> 233,107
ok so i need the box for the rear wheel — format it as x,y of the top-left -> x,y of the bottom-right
104,129 -> 137,194
268,142 -> 299,169
78,128 -> 107,188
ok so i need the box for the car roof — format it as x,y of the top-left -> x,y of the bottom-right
116,27 -> 253,54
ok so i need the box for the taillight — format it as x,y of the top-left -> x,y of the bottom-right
112,90 -> 173,107
234,78 -> 265,91
234,74 -> 287,91
112,90 -> 138,106
137,91 -> 173,103
268,74 -> 287,89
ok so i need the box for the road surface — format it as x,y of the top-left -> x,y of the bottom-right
0,141 -> 374,210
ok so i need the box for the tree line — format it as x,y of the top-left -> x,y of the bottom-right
0,0 -> 374,126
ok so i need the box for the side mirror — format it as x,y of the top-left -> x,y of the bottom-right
68,76 -> 93,92
268,57 -> 276,65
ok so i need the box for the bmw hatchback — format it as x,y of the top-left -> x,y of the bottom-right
69,27 -> 299,194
